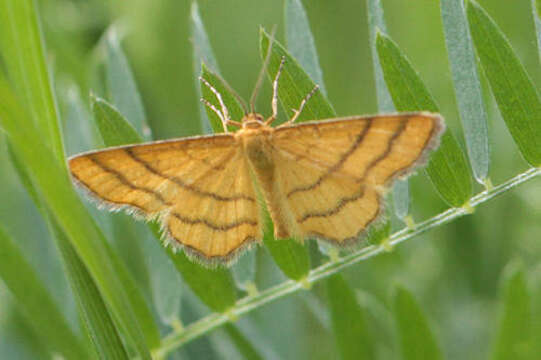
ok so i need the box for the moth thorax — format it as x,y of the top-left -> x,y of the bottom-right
243,132 -> 274,171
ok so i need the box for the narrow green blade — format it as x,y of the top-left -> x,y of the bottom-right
224,324 -> 264,360
8,143 -> 129,359
327,274 -> 374,360
92,95 -> 141,146
0,226 -> 88,360
0,76 -> 153,360
441,0 -> 490,184
492,265 -> 534,360
105,29 -> 151,140
166,248 -> 237,313
376,32 -> 473,207
191,1 -> 220,134
201,63 -> 245,133
467,0 -> 541,167
534,0 -> 541,60
0,0 -> 64,164
393,285 -> 443,360
285,0 -> 327,95
260,28 -> 335,122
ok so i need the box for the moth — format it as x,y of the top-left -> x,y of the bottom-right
69,57 -> 444,265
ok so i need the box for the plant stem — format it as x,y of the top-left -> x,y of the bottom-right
154,167 -> 541,358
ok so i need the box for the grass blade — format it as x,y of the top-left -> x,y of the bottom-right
327,274 -> 374,359
262,212 -> 311,281
0,77 -> 153,359
106,29 -> 151,140
393,285 -> 443,360
260,28 -> 335,122
0,225 -> 88,359
191,1 -> 220,134
366,0 -> 394,113
201,63 -> 245,133
535,0 -> 541,60
232,247 -> 257,293
467,0 -> 541,167
7,143 -> 129,359
441,0 -> 490,184
92,95 -> 141,146
285,0 -> 327,95
54,223 -> 130,360
167,248 -> 237,313
376,32 -> 473,207
0,0 -> 64,164
224,324 -> 264,360
492,265 -> 534,360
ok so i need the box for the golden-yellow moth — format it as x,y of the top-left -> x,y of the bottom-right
69,57 -> 443,266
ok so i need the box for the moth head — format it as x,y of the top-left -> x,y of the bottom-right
242,113 -> 265,128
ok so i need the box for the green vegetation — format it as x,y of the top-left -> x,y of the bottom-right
0,0 -> 540,359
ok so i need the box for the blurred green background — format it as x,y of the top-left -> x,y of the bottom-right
0,0 -> 540,359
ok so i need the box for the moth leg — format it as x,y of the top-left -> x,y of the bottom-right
283,84 -> 319,126
266,56 -> 286,125
200,76 -> 231,132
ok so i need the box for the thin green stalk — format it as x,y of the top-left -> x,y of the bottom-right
154,166 -> 541,357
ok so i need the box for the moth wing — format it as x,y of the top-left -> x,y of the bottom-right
272,113 -> 443,245
69,133 -> 261,263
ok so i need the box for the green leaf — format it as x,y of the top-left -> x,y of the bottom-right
260,28 -> 335,122
7,143 -> 129,359
150,222 -> 236,315
201,63 -> 245,132
148,243 -> 182,325
467,0 -> 541,167
0,0 -> 64,164
167,247 -> 237,313
367,0 -> 395,114
232,249 -> 257,292
441,0 -> 490,183
105,29 -> 151,140
285,0 -> 327,95
262,212 -> 310,281
191,1 -> 221,134
91,95 -> 141,146
392,179 -> 409,220
492,265 -> 533,360
0,225 -> 88,360
224,324 -> 264,360
534,0 -> 541,60
376,32 -> 473,207
393,285 -> 443,360
0,77 -> 153,360
54,223 -> 130,360
327,274 -> 374,360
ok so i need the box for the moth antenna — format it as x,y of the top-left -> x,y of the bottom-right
210,70 -> 249,114
250,25 -> 277,114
